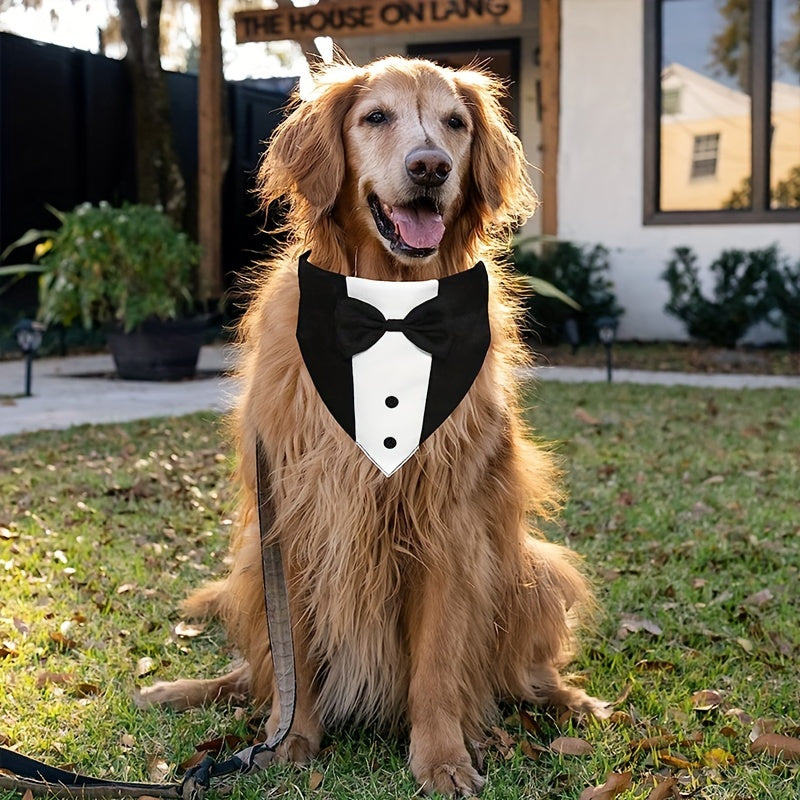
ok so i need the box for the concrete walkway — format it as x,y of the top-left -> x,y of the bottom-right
1,345 -> 799,436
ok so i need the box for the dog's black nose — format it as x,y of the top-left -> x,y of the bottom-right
405,148 -> 452,187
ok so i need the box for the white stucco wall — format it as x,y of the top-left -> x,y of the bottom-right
559,0 -> 800,341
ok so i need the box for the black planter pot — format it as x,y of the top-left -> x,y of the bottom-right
105,317 -> 208,381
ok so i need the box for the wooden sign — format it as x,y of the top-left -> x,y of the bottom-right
235,0 -> 523,43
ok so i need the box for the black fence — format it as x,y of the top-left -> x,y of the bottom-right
0,31 -> 293,333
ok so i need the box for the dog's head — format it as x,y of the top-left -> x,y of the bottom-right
259,57 -> 537,268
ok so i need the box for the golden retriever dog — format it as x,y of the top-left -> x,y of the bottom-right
140,57 -> 606,795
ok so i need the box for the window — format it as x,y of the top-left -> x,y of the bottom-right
691,133 -> 720,178
644,0 -> 800,223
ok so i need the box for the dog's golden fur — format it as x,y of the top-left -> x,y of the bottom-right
140,57 -> 606,795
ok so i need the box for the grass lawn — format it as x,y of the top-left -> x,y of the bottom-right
1,382 -> 798,799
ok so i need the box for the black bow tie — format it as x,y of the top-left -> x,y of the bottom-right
335,295 -> 451,359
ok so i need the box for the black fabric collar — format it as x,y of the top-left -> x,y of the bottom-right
295,252 -> 491,469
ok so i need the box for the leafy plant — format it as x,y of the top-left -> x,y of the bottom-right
661,246 -> 774,348
512,239 -> 623,346
766,253 -> 800,350
2,202 -> 201,332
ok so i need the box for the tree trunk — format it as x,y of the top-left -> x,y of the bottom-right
118,0 -> 186,229
197,0 -> 224,302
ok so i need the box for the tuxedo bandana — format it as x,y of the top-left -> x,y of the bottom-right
296,253 -> 491,476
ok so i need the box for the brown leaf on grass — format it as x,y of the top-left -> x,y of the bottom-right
617,614 -> 662,639
49,631 -> 77,650
519,739 -> 546,761
146,754 -> 170,783
36,671 -> 72,687
0,640 -> 19,658
629,734 -> 676,752
308,771 -> 324,791
691,689 -> 723,711
743,588 -> 774,607
13,618 -> 30,636
72,682 -> 101,698
120,734 -> 136,749
174,621 -> 205,638
658,752 -> 698,769
519,708 -> 543,737
750,733 -> 800,762
613,682 -> 633,705
646,777 -> 678,800
574,407 -> 601,426
550,736 -> 594,756
116,583 -> 137,595
578,771 -> 631,800
136,656 -> 158,678
0,526 -> 18,538
725,707 -> 753,725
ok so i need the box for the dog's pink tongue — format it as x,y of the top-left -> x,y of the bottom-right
390,206 -> 445,250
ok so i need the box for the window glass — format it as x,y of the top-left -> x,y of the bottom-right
771,0 -> 800,208
660,0 -> 752,211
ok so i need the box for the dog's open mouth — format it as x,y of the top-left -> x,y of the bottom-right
368,193 -> 445,258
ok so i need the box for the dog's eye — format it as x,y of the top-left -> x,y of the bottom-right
364,110 -> 388,125
447,115 -> 466,130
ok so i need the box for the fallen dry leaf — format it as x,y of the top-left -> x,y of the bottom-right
520,739 -> 545,761
0,640 -> 19,658
630,734 -> 676,752
691,689 -> 723,711
703,746 -> 735,766
147,754 -> 170,783
136,656 -> 158,678
578,771 -> 631,800
635,659 -> 674,672
750,733 -> 800,762
36,671 -> 72,687
646,777 -> 678,799
574,407 -> 601,426
49,630 -> 77,650
120,734 -> 136,749
72,682 -> 101,698
617,614 -> 662,639
174,621 -> 205,638
550,736 -> 594,756
658,752 -> 698,769
744,588 -> 774,607
308,771 -> 324,791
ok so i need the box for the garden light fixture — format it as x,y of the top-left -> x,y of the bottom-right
595,316 -> 618,383
13,319 -> 45,396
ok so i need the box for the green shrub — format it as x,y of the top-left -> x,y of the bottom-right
512,240 -> 623,346
2,202 -> 201,333
766,255 -> 800,351
661,246 -> 774,348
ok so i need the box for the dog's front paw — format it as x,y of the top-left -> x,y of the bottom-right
411,755 -> 485,797
274,732 -> 321,765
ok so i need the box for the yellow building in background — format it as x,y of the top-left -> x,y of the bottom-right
660,63 -> 800,211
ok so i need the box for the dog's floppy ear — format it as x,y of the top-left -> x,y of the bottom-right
259,64 -> 364,219
454,70 -> 538,230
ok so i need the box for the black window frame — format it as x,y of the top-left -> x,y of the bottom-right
643,0 -> 800,225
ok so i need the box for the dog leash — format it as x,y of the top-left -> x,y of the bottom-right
0,438 -> 296,799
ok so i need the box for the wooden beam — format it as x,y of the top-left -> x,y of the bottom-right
539,0 -> 560,238
198,0 -> 223,302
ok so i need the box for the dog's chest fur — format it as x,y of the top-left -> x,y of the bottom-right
245,265 -> 505,726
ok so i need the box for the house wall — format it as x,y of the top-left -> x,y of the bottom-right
559,0 -> 800,342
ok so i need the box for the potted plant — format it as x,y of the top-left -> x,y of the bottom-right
2,201 -> 205,380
